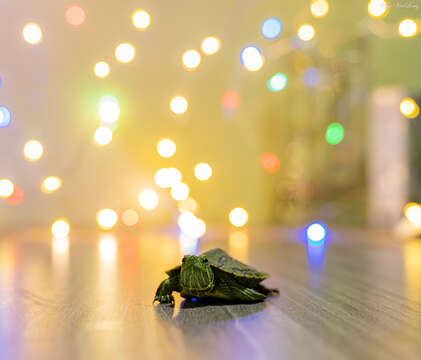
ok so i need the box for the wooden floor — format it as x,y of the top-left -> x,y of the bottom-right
0,227 -> 421,359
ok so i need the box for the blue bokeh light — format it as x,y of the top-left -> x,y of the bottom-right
306,222 -> 327,242
240,45 -> 261,66
261,17 -> 282,39
0,76 -> 2,88
304,67 -> 320,87
0,106 -> 11,128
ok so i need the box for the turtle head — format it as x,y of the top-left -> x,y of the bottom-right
180,255 -> 215,294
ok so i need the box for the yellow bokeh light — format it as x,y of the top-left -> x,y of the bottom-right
170,96 -> 188,114
405,203 -> 421,227
182,49 -> 201,70
23,140 -> 44,161
115,42 -> 136,63
311,0 -> 330,18
229,207 -> 249,227
132,9 -> 150,30
400,98 -> 419,119
138,189 -> 159,210
178,212 -> 206,238
94,127 -> 113,146
51,219 -> 70,238
41,176 -> 62,194
178,197 -> 199,213
22,23 -> 43,44
367,0 -> 389,18
241,46 -> 264,72
194,162 -> 212,181
121,209 -> 139,227
398,19 -> 418,38
96,208 -> 118,230
154,168 -> 182,189
201,36 -> 221,55
171,182 -> 190,201
98,95 -> 120,124
297,24 -> 316,41
157,138 -> 176,158
94,61 -> 110,78
0,179 -> 14,198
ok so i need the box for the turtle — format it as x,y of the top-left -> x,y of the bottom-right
153,248 -> 278,304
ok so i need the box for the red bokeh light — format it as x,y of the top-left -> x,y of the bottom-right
221,91 -> 240,111
65,5 -> 86,26
260,152 -> 280,174
6,186 -> 24,206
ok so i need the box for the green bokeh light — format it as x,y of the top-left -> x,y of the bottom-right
325,122 -> 344,145
267,73 -> 287,92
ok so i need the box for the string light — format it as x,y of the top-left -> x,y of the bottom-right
400,98 -> 419,118
240,46 -> 264,71
22,23 -> 42,44
98,95 -> 120,124
201,36 -> 221,55
194,163 -> 212,181
404,203 -> 421,226
115,43 -> 136,63
229,208 -> 249,227
325,122 -> 344,145
170,96 -> 188,114
23,140 -> 44,161
182,49 -> 201,70
311,0 -> 330,18
260,152 -> 280,173
121,209 -> 140,227
297,24 -> 316,41
306,222 -> 326,242
222,91 -> 240,111
138,189 -> 159,210
154,168 -> 182,189
367,0 -> 388,18
65,4 -> 86,26
171,183 -> 190,201
132,9 -> 150,30
178,212 -> 206,238
157,138 -> 176,158
41,176 -> 62,194
94,61 -> 110,78
398,19 -> 418,38
0,106 -> 11,128
51,219 -> 70,238
96,209 -> 118,230
94,127 -> 113,146
0,179 -> 14,198
267,73 -> 288,92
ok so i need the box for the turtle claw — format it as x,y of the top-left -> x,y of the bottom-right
154,295 -> 175,304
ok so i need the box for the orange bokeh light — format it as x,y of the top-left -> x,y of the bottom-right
65,4 -> 86,26
222,91 -> 240,111
260,152 -> 280,174
6,186 -> 24,206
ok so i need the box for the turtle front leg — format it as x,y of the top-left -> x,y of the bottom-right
153,276 -> 179,304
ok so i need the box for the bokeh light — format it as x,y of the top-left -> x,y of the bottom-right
178,197 -> 199,213
267,73 -> 288,92
23,140 -> 44,161
221,91 -> 240,111
132,9 -> 150,30
400,97 -> 419,119
41,176 -> 62,194
178,212 -> 206,238
241,46 -> 264,71
0,106 -> 11,128
94,127 -> 113,146
304,67 -> 320,87
325,122 -> 344,145
6,186 -> 24,206
398,19 -> 418,38
260,152 -> 280,174
0,179 -> 14,198
182,49 -> 201,70
51,219 -> 70,238
121,209 -> 140,227
154,168 -> 182,189
115,43 -> 136,63
311,0 -> 330,18
367,0 -> 388,18
65,4 -> 86,26
170,96 -> 188,114
297,24 -> 316,41
22,23 -> 42,44
96,209 -> 118,230
52,236 -> 69,254
194,163 -> 212,181
229,208 -> 249,227
404,203 -> 421,227
94,61 -> 110,78
99,95 -> 120,124
201,36 -> 221,55
306,222 -> 326,242
261,17 -> 282,39
138,189 -> 159,210
157,138 -> 176,158
171,183 -> 190,201
99,235 -> 117,262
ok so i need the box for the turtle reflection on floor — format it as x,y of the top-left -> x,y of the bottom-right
154,248 -> 279,304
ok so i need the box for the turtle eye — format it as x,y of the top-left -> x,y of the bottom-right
182,257 -> 186,263
203,258 -> 208,263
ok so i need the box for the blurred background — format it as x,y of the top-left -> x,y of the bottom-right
1,0 -> 421,235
